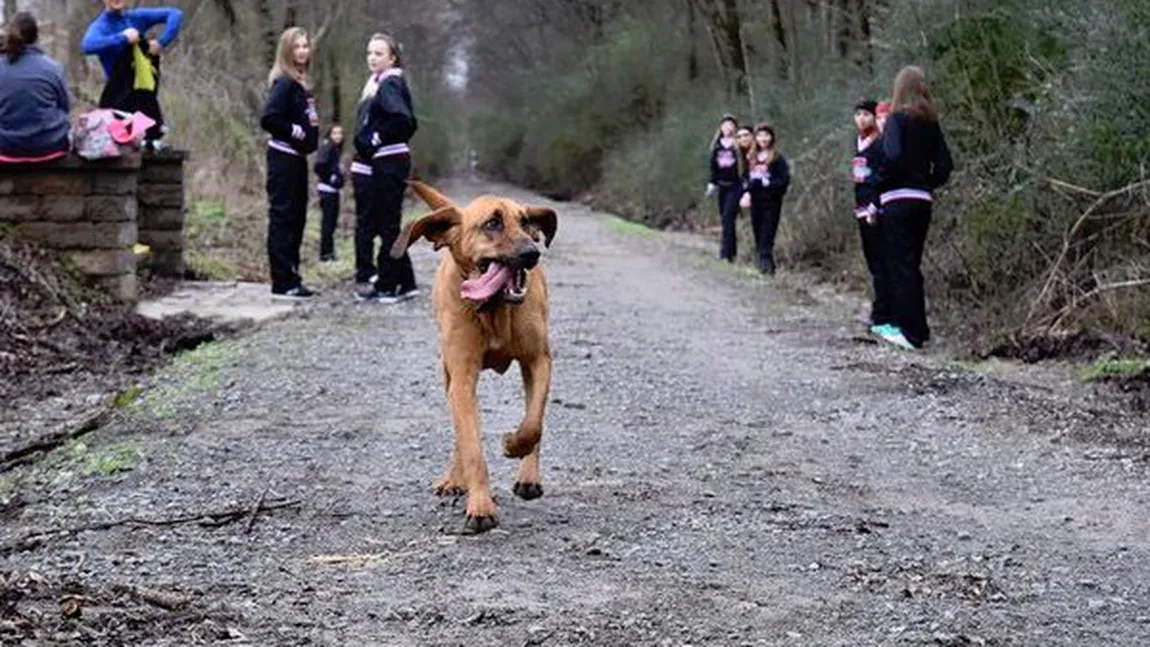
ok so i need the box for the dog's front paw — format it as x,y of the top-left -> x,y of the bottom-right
512,481 -> 544,501
462,492 -> 500,534
434,476 -> 466,498
462,513 -> 499,535
502,430 -> 536,459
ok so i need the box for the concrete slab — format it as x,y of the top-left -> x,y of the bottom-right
136,281 -> 298,324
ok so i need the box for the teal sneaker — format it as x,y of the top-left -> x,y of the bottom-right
869,323 -> 893,337
878,326 -> 916,350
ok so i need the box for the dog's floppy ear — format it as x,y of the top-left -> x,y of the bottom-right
407,179 -> 456,210
523,206 -> 558,248
391,206 -> 461,258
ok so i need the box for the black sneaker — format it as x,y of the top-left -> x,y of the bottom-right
398,285 -> 420,301
356,286 -> 401,304
355,273 -> 378,286
272,284 -> 317,300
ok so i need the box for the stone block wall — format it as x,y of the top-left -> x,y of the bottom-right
0,155 -> 141,302
0,151 -> 188,303
138,152 -> 187,278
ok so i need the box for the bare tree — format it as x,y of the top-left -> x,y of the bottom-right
694,0 -> 749,98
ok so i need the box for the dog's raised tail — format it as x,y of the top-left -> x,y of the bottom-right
407,179 -> 456,210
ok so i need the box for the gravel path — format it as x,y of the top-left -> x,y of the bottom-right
3,179 -> 1148,646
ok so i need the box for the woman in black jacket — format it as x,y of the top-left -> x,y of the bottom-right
874,66 -> 953,350
707,115 -> 744,262
259,26 -> 319,299
746,123 -> 790,274
314,123 -> 345,262
355,33 -> 419,304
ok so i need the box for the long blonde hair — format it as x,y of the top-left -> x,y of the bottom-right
268,27 -> 310,88
359,33 -> 404,102
891,65 -> 939,122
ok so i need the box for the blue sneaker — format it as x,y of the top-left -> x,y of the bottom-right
869,324 -> 893,337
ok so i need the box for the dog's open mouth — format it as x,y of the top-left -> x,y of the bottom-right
462,261 -> 529,304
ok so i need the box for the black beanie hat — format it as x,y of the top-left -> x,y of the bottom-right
854,99 -> 878,115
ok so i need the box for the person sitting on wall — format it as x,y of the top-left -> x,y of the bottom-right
0,12 -> 71,163
81,0 -> 183,150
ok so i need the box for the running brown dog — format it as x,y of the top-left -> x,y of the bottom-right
391,180 -> 557,534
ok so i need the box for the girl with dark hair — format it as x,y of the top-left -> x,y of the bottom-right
745,123 -> 790,274
873,66 -> 953,350
851,99 -> 888,326
314,123 -> 345,262
260,26 -> 320,299
355,33 -> 419,304
0,13 -> 70,163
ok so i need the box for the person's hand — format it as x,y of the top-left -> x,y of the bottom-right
123,28 -> 140,44
739,192 -> 751,209
705,182 -> 717,198
855,204 -> 879,224
147,39 -> 162,55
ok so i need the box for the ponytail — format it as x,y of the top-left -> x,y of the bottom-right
5,13 -> 38,64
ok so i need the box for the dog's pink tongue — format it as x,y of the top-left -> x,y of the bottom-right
461,263 -> 513,302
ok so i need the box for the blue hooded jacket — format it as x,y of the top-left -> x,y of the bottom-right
0,46 -> 71,158
80,7 -> 183,79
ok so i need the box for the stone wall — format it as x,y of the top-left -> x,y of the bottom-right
138,152 -> 187,278
0,151 -> 188,303
0,154 -> 141,301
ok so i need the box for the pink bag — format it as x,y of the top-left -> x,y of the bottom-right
71,109 -> 155,160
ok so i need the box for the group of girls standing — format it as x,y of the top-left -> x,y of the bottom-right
706,65 -> 952,351
852,65 -> 953,351
259,28 -> 419,304
707,116 -> 791,275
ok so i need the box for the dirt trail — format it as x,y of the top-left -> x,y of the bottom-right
3,178 -> 1149,646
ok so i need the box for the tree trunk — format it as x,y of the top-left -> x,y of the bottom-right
694,0 -> 749,98
284,0 -> 300,29
329,48 -> 342,124
768,0 -> 790,80
835,0 -> 852,59
258,0 -> 275,69
853,0 -> 873,73
686,0 -> 699,81
3,0 -> 17,24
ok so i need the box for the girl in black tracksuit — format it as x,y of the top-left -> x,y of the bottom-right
314,124 -> 345,262
260,27 -> 319,298
707,115 -> 743,262
745,123 -> 790,275
851,100 -> 889,326
351,94 -> 377,284
875,67 -> 953,349
355,34 -> 419,303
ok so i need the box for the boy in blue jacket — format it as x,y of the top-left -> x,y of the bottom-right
81,0 -> 183,147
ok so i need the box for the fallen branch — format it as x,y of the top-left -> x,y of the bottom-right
307,549 -> 417,568
244,485 -> 271,534
1048,277 -> 1150,331
1,406 -> 116,472
113,584 -> 194,612
1048,177 -> 1104,198
1026,179 -> 1150,326
1,499 -> 302,556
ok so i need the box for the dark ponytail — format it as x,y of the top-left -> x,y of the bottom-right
5,13 -> 39,64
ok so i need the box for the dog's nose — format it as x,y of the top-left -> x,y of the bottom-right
516,245 -> 541,269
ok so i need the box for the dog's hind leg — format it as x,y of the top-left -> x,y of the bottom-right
505,352 -> 551,500
445,353 -> 499,534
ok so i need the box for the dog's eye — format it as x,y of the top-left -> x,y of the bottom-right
483,216 -> 502,232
